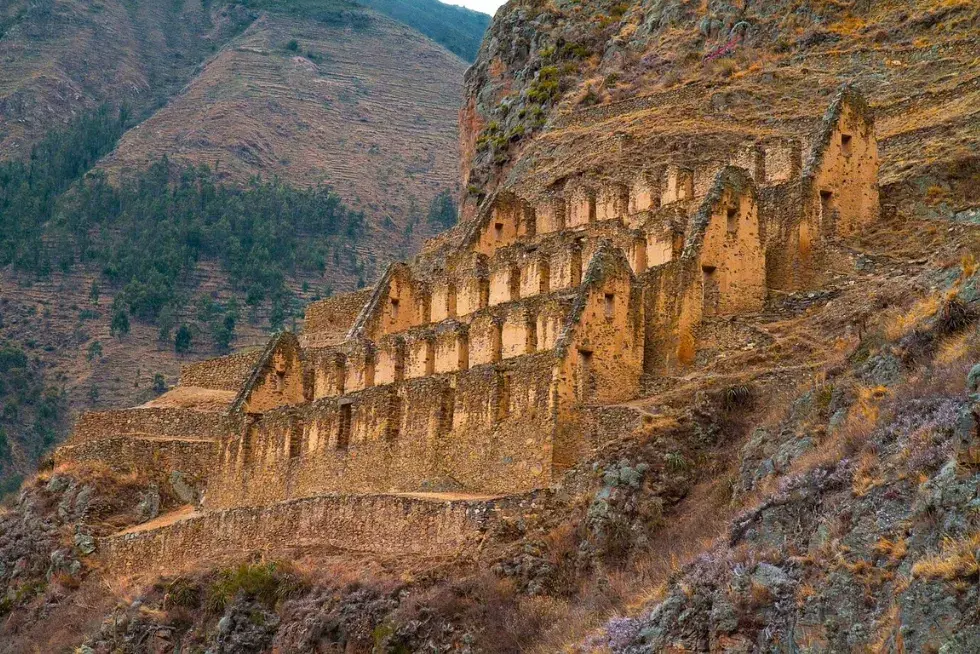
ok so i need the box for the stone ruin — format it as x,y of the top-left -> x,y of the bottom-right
54,86 -> 880,572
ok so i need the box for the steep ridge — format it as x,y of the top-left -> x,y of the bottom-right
0,0 -> 252,159
99,9 -> 466,242
457,0 -> 978,221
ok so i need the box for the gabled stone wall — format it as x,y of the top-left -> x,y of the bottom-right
302,289 -> 374,347
179,350 -> 264,391
53,86 -> 882,538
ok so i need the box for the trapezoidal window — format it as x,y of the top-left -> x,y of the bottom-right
494,222 -> 505,241
820,190 -> 834,223
604,293 -> 615,320
840,133 -> 853,157
577,349 -> 594,402
702,265 -> 719,318
386,395 -> 403,443
390,297 -> 400,320
337,403 -> 352,451
726,206 -> 738,235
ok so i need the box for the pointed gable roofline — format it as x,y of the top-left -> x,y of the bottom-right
681,165 -> 758,259
554,239 -> 635,359
230,330 -> 301,415
802,83 -> 874,181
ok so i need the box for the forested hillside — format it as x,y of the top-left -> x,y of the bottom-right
0,344 -> 67,496
236,0 -> 491,60
0,0 -> 486,488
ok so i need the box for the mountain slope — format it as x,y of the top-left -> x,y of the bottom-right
0,0 -> 252,160
99,9 -> 466,241
457,0 -> 979,221
359,0 -> 491,61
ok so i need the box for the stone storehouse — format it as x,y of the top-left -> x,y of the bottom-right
54,86 -> 880,569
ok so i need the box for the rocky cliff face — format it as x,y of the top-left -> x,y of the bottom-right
459,0 -> 979,220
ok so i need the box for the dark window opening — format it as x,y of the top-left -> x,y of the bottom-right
492,322 -> 503,362
509,266 -> 521,302
243,425 -> 257,468
496,373 -> 511,422
604,293 -> 615,320
390,297 -> 400,319
274,370 -> 285,392
578,349 -> 594,402
337,403 -> 352,451
494,222 -> 505,240
820,190 -> 834,221
702,266 -> 719,318
387,395 -> 403,443
726,206 -> 738,234
841,133 -> 853,156
289,424 -> 302,459
437,387 -> 455,439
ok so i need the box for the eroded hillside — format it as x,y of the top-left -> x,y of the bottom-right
100,9 -> 465,239
0,0 -> 251,158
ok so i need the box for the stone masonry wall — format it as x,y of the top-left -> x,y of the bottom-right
99,493 -> 542,576
69,409 -> 241,445
179,350 -> 263,391
55,437 -> 219,484
205,354 -> 558,509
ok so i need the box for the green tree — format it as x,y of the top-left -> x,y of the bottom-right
175,324 -> 192,353
158,304 -> 177,342
89,280 -> 100,305
110,307 -> 130,337
153,373 -> 167,394
86,341 -> 102,361
213,312 -> 236,352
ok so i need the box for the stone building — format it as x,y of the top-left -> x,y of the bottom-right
54,86 -> 879,569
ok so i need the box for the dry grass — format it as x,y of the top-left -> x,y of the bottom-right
881,294 -> 940,341
911,532 -> 980,582
872,536 -> 908,567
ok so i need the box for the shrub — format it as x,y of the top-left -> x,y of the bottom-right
286,39 -> 299,52
206,562 -> 303,614
723,384 -> 755,412
935,296 -> 976,336
86,341 -> 102,361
